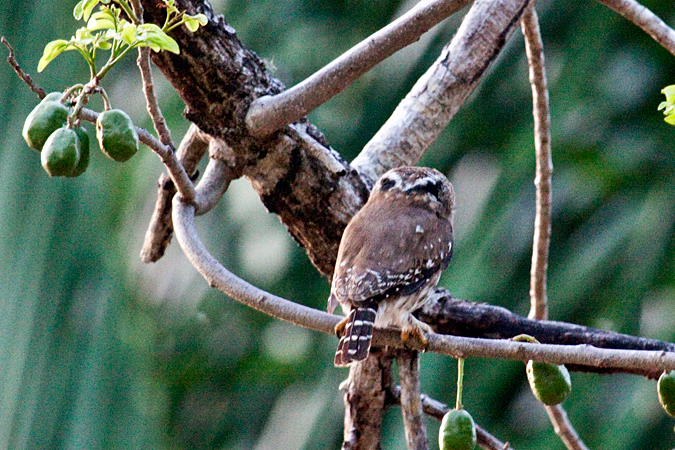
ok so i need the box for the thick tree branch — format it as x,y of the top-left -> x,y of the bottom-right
244,0 -> 471,138
341,354 -> 393,449
140,0 -> 370,276
351,0 -> 534,186
397,351 -> 428,450
595,0 -> 675,56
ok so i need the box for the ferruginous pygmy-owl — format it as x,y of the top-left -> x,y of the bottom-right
328,166 -> 455,367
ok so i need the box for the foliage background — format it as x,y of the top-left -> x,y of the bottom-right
2,0 -> 675,448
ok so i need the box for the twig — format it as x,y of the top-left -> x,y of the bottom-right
129,0 -> 197,205
522,6 -> 551,322
544,405 -> 589,450
244,0 -> 471,139
389,386 -> 512,450
137,46 -> 175,147
351,0 -> 534,186
397,351 -> 428,450
140,124 -> 211,263
595,0 -> 675,56
171,197 -> 675,375
135,49 -> 197,204
2,37 -> 46,99
522,8 -> 586,449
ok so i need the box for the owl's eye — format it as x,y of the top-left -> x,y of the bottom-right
405,180 -> 442,201
379,177 -> 397,191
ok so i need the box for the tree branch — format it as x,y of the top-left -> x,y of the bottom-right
244,0 -> 471,139
351,0 -> 534,186
544,406 -> 589,450
140,0 -> 370,276
522,6 -> 551,322
595,0 -> 675,56
341,353 -> 393,449
397,351 -> 428,450
172,196 -> 675,377
2,37 -> 46,99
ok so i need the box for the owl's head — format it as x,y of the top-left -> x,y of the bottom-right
369,166 -> 455,219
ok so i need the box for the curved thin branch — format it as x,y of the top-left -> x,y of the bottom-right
390,386 -> 512,450
172,196 -> 338,333
595,0 -> 675,56
245,0 -> 471,139
351,0 -> 534,186
172,198 -> 675,377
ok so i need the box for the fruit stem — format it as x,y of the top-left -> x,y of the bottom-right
99,87 -> 112,111
455,358 -> 465,410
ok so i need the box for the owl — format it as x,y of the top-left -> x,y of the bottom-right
328,166 -> 455,367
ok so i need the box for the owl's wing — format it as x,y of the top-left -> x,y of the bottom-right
331,199 -> 453,307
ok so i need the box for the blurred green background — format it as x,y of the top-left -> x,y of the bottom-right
2,0 -> 675,448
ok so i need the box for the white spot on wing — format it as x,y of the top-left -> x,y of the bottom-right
415,225 -> 424,233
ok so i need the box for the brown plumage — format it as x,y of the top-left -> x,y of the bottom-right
329,167 -> 455,367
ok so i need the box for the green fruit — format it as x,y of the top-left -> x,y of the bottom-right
22,97 -> 69,151
658,370 -> 675,417
41,92 -> 64,103
526,360 -> 572,405
96,109 -> 139,162
41,127 -> 81,177
69,127 -> 90,177
439,409 -> 476,450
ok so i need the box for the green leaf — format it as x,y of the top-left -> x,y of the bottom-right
163,0 -> 178,15
137,24 -> 179,54
87,14 -> 116,31
74,28 -> 96,45
38,40 -> 71,72
662,85 -> 675,104
184,14 -> 208,32
120,23 -> 137,46
74,0 -> 101,21
95,39 -> 112,50
665,114 -> 675,126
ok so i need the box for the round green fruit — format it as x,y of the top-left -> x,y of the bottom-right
96,109 -> 139,162
41,92 -> 64,103
439,409 -> 476,450
526,360 -> 572,405
23,97 -> 69,151
41,127 -> 81,177
69,127 -> 90,177
658,370 -> 675,417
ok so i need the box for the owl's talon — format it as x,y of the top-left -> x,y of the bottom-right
334,315 -> 350,337
401,317 -> 433,348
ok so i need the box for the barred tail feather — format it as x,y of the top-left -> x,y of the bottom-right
334,303 -> 378,367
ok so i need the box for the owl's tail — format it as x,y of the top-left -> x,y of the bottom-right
334,302 -> 378,367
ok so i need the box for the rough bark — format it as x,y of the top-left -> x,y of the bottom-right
140,0 -> 369,276
341,353 -> 393,450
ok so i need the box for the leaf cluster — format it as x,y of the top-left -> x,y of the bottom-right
38,0 -> 207,80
